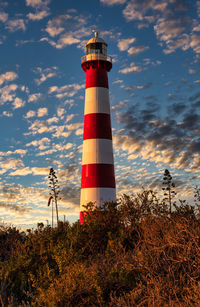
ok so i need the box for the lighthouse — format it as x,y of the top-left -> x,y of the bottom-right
80,32 -> 116,223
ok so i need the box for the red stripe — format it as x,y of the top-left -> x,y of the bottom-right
83,113 -> 112,140
85,66 -> 108,89
80,211 -> 85,224
81,164 -> 115,188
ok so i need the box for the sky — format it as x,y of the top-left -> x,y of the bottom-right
0,0 -> 199,229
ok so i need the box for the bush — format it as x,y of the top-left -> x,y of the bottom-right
0,190 -> 200,306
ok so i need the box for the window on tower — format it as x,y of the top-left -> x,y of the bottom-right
86,43 -> 107,55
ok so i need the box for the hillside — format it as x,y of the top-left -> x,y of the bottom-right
0,189 -> 200,306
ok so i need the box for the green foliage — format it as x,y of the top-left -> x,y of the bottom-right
1,188 -> 200,306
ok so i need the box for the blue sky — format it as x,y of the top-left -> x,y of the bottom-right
0,0 -> 199,229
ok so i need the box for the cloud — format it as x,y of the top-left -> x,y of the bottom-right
125,82 -> 153,92
168,102 -> 187,115
26,0 -> 50,21
12,97 -> 25,109
35,142 -> 73,156
100,0 -> 126,5
26,119 -> 52,135
152,11 -> 200,55
27,10 -> 49,20
112,100 -> 128,111
117,37 -> 135,51
0,149 -> 27,157
122,0 -> 199,56
45,14 -> 71,37
119,62 -> 143,74
28,93 -> 42,102
34,67 -> 57,85
0,11 -> 8,23
57,107 -> 65,118
66,114 -> 76,123
113,97 -> 200,173
193,24 -> 200,32
43,31 -> 87,49
26,137 -> 50,150
10,167 -> 50,176
10,167 -> 32,176
37,107 -> 48,117
162,34 -> 190,54
6,19 -> 26,32
0,84 -> 18,104
43,12 -> 89,49
0,201 -> 28,213
25,117 -> 79,137
123,0 -> 167,22
154,17 -> 190,42
197,0 -> 200,18
0,158 -> 24,174
48,83 -> 84,98
112,79 -> 123,84
62,143 -> 73,151
189,69 -> 196,75
75,128 -> 83,136
190,34 -> 200,54
128,45 -> 149,55
26,0 -> 50,8
24,110 -> 36,118
53,34 -> 80,48
2,111 -> 13,117
0,71 -> 18,86
46,116 -> 59,124
32,167 -> 49,175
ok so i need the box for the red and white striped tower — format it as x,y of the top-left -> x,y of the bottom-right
80,32 -> 116,224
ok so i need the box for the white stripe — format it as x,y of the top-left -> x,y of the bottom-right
82,139 -> 114,165
84,87 -> 110,115
80,187 -> 116,210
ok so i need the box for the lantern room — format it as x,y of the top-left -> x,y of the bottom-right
86,32 -> 107,56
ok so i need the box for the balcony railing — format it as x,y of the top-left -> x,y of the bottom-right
81,54 -> 112,63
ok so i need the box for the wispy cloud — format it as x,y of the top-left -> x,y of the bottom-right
0,84 -> 18,104
100,0 -> 126,6
113,93 -> 200,173
26,137 -> 50,150
26,0 -> 50,8
12,97 -> 25,109
117,37 -> 135,51
0,149 -> 27,157
128,45 -> 149,55
45,14 -> 71,37
2,111 -> 13,117
34,67 -> 57,85
0,11 -> 8,23
26,0 -> 50,21
28,10 -> 49,21
119,62 -> 143,74
6,19 -> 26,32
42,12 -> 90,49
28,93 -> 42,103
0,71 -> 18,86
48,83 -> 84,98
0,158 -> 24,175
123,0 -> 167,22
24,110 -> 36,118
37,107 -> 48,117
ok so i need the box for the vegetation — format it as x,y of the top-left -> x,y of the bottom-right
48,167 -> 61,226
0,173 -> 200,306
